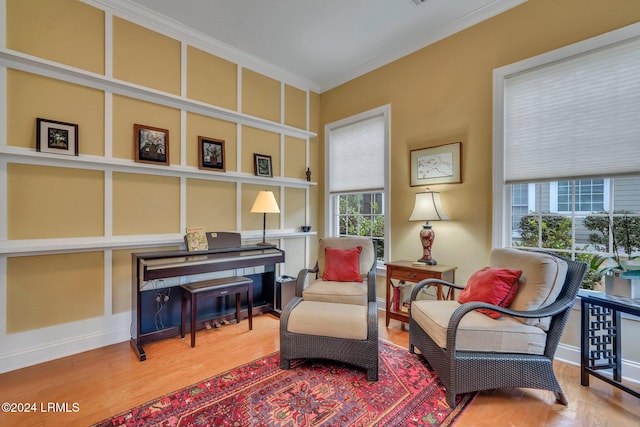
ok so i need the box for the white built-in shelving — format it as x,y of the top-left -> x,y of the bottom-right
0,46 -> 318,256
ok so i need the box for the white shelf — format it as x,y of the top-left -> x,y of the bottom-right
0,49 -> 316,140
0,231 -> 318,256
0,49 -> 318,257
0,145 -> 317,188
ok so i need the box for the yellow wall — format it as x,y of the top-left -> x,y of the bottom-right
112,173 -> 181,235
242,68 -> 281,122
3,0 -> 316,336
284,136 -> 307,179
284,84 -> 307,129
186,113 -> 237,170
112,95 -> 181,163
112,17 -> 181,94
187,46 -> 238,111
242,126 -> 280,175
7,0 -> 105,74
7,70 -> 105,155
186,179 -> 237,231
7,252 -> 104,333
319,0 -> 640,283
7,164 -> 104,239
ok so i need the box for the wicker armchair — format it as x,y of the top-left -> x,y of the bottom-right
280,237 -> 378,380
409,248 -> 587,407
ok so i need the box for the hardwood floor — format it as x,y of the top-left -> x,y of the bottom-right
0,311 -> 638,426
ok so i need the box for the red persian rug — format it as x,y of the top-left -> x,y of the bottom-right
93,341 -> 475,426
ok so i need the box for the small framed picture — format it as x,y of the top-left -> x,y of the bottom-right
410,142 -> 462,186
134,124 -> 169,165
36,118 -> 79,156
254,153 -> 273,177
198,136 -> 225,172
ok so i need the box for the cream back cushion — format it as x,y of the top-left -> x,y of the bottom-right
489,248 -> 568,330
317,237 -> 375,279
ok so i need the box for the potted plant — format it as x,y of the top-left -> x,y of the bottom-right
584,210 -> 640,298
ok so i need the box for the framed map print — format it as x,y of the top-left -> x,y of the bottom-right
410,142 -> 461,186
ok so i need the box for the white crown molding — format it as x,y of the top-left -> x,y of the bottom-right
83,0 -> 320,93
85,0 -> 527,93
319,0 -> 528,92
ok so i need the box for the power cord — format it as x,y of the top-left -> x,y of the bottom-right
151,280 -> 170,330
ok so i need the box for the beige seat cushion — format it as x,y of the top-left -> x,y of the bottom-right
411,300 -> 547,355
489,248 -> 568,330
302,279 -> 368,306
287,300 -> 368,340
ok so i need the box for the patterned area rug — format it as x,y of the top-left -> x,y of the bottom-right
93,341 -> 475,426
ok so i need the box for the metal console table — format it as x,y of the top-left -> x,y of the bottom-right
580,290 -> 640,398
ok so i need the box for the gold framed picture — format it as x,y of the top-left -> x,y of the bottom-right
410,142 -> 461,186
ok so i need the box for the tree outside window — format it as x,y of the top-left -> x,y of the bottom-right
336,192 -> 385,261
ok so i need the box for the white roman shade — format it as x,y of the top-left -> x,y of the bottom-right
328,114 -> 385,193
503,36 -> 640,184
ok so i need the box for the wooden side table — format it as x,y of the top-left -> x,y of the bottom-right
385,261 -> 456,326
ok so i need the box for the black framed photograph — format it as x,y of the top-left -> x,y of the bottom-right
198,136 -> 225,171
134,123 -> 169,165
254,153 -> 273,177
36,118 -> 79,156
410,141 -> 461,186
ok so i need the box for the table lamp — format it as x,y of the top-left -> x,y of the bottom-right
251,190 -> 280,245
409,190 -> 449,264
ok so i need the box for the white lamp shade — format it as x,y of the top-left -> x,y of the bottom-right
251,191 -> 280,214
409,191 -> 449,221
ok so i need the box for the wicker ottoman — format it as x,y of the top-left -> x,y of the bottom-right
279,298 -> 378,381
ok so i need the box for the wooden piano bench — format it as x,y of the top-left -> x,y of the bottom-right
180,276 -> 253,347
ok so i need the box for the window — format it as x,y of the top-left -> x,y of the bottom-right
511,183 -> 534,236
550,179 -> 609,213
493,24 -> 640,263
507,178 -> 640,256
337,192 -> 384,243
325,105 -> 390,264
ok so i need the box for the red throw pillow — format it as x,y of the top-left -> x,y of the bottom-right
322,246 -> 363,282
458,267 -> 522,318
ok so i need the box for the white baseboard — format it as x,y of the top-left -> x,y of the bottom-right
556,343 -> 640,386
0,312 -> 130,374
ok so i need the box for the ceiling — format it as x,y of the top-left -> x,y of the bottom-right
127,0 -> 525,92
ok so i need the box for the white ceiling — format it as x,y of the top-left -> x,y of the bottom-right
127,0 -> 525,92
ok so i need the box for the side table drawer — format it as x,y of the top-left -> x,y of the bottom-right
392,269 -> 438,282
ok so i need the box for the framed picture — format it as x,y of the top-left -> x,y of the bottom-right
198,136 -> 225,171
254,153 -> 273,177
134,124 -> 169,165
36,118 -> 78,156
410,142 -> 461,186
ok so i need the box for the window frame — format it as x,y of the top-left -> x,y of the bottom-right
511,183 -> 536,238
324,105 -> 391,268
493,24 -> 640,250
